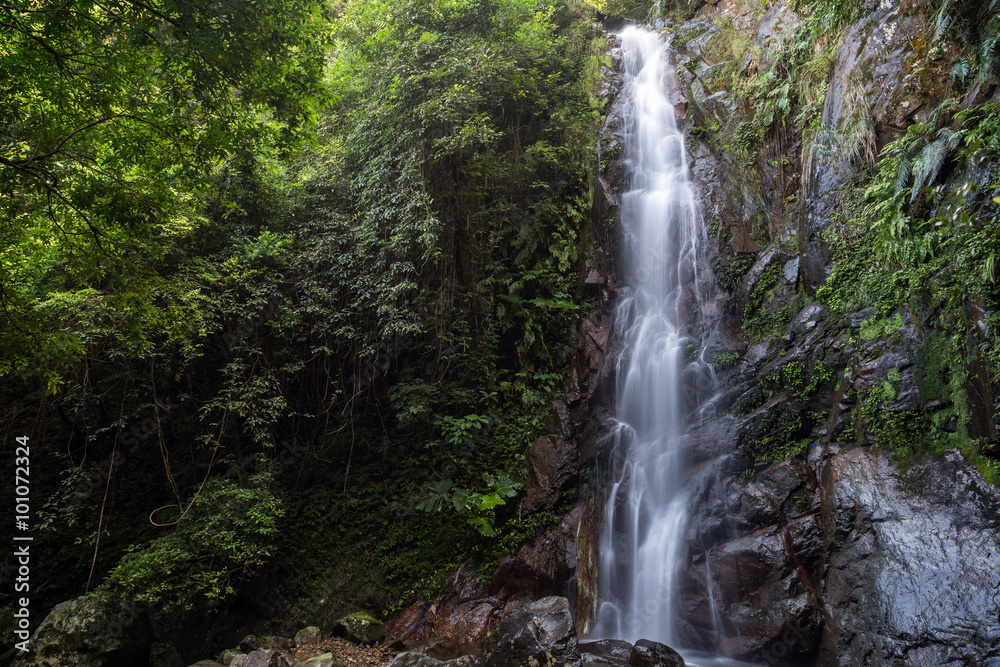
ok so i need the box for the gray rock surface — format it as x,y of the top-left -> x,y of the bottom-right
481,596 -> 579,667
293,627 -> 322,647
626,639 -> 684,667
580,639 -> 633,666
218,649 -> 245,666
388,653 -> 483,667
244,648 -> 277,667
293,653 -> 347,667
818,447 -> 1000,665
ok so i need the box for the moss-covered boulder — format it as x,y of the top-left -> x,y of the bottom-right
292,627 -> 322,647
11,595 -> 152,667
332,612 -> 385,646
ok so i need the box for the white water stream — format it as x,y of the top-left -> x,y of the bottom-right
592,26 -> 745,666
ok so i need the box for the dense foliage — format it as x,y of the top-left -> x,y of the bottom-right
729,0 -> 1000,476
0,0 -> 604,638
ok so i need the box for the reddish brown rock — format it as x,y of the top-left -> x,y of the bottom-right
522,434 -> 579,513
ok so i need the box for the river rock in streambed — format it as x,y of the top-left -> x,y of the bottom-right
627,639 -> 684,667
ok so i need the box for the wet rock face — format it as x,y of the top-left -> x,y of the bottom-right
627,639 -> 684,667
580,638 -> 633,666
818,448 -> 1000,666
387,508 -> 582,647
481,596 -> 579,667
523,434 -> 580,512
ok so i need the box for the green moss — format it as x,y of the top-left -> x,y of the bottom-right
915,330 -> 949,402
714,351 -> 740,370
732,386 -> 767,417
786,488 -> 813,513
601,0 -> 656,20
860,372 -> 928,458
715,252 -> 758,293
743,264 -> 796,343
859,312 -> 903,340
783,361 -> 805,394
742,403 -> 810,464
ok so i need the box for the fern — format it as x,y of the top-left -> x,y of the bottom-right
951,58 -> 970,81
932,0 -> 1000,83
934,0 -> 957,42
910,129 -> 953,203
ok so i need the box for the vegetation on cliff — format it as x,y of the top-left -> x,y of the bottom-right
3,0 -> 999,655
0,0 -> 605,643
671,0 -> 1000,478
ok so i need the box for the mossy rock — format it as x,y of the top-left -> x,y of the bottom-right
11,595 -> 152,667
332,612 -> 385,646
293,626 -> 322,647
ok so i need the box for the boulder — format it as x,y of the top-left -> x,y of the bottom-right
626,640 -> 684,667
818,448 -> 1000,665
240,636 -> 263,652
387,654 -> 446,667
449,658 -> 484,667
409,636 -> 459,660
293,627 -> 322,647
293,654 -> 346,667
481,596 -> 579,667
580,639 -> 633,666
218,650 -> 244,666
262,637 -> 293,651
11,595 -> 152,667
388,654 -> 483,667
333,612 -> 386,645
244,649 -> 277,667
188,662 -> 226,667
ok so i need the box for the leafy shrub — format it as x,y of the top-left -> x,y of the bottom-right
102,476 -> 283,616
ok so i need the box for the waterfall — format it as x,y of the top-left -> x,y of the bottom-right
592,25 -> 731,662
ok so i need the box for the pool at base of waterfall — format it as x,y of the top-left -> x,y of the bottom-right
679,650 -> 757,667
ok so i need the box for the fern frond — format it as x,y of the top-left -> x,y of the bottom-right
977,28 -> 999,81
895,155 -> 913,193
934,0 -> 956,42
919,135 -> 950,195
942,126 -> 963,153
951,58 -> 970,80
910,153 -> 928,204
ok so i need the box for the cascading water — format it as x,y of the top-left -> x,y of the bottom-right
592,26 -> 740,665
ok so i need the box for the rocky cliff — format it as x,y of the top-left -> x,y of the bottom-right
577,0 -> 1000,664
386,0 -> 1000,662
